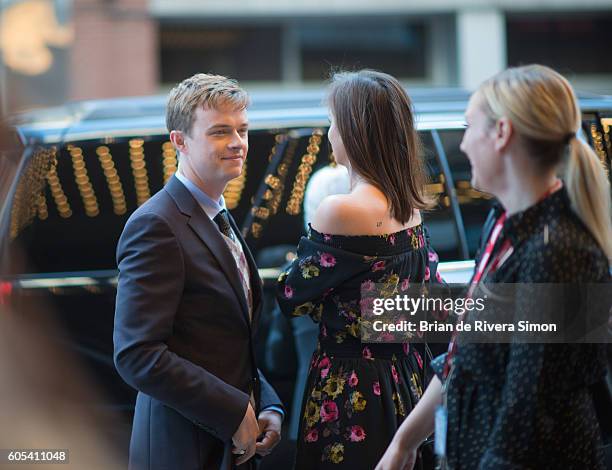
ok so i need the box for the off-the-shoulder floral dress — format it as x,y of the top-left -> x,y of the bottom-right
277,223 -> 441,469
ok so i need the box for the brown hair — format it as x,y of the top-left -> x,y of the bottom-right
166,73 -> 249,136
327,70 -> 432,224
477,64 -> 612,260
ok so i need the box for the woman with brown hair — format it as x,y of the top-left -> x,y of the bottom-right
276,70 -> 440,469
377,64 -> 611,469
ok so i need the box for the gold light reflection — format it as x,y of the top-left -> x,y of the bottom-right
223,161 -> 247,210
0,0 -> 73,75
97,146 -> 127,215
600,118 -> 612,175
162,141 -> 177,184
68,145 -> 99,217
46,148 -> 71,219
10,146 -> 56,238
129,139 -> 150,206
286,130 -> 323,215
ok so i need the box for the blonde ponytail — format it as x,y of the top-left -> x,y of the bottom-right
477,64 -> 612,262
566,137 -> 612,261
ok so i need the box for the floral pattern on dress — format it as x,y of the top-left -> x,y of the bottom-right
277,223 -> 443,469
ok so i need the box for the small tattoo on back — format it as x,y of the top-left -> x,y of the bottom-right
376,221 -> 382,227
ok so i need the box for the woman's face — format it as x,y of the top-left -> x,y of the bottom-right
328,112 -> 349,168
460,94 -> 502,194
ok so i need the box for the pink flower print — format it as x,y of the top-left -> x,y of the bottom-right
372,260 -> 386,272
388,234 -> 396,246
348,371 -> 358,387
348,425 -> 366,442
391,365 -> 399,384
324,234 -> 332,242
359,297 -> 375,315
436,271 -> 443,282
305,428 -> 319,442
424,266 -> 430,281
400,277 -> 410,291
362,346 -> 372,360
381,332 -> 394,342
311,355 -> 319,369
320,400 -> 339,423
361,280 -> 375,292
428,251 -> 438,263
284,285 -> 294,299
319,252 -> 336,267
419,233 -> 425,247
414,350 -> 423,370
373,381 -> 381,396
318,356 -> 331,379
403,343 -> 410,355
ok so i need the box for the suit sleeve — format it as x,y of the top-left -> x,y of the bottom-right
258,369 -> 284,414
113,211 -> 249,442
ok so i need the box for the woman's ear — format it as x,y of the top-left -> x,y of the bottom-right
493,117 -> 513,153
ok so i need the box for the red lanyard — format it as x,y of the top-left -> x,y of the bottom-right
442,212 -> 510,379
442,179 -> 563,380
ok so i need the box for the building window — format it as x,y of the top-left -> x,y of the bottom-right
299,20 -> 426,81
507,14 -> 612,75
160,25 -> 282,84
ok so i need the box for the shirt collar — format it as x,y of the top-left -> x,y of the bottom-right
175,171 -> 226,220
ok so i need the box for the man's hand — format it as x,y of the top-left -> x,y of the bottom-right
255,410 -> 282,457
375,439 -> 417,470
232,403 -> 259,466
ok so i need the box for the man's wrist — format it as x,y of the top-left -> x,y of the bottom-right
260,405 -> 284,421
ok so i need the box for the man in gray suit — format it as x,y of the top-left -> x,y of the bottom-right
114,73 -> 283,470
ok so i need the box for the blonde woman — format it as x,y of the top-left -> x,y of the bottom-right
377,64 -> 612,469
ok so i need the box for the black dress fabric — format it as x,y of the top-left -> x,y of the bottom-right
431,186 -> 611,469
277,223 -> 441,469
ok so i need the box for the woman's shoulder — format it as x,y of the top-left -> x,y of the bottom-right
312,192 -> 421,236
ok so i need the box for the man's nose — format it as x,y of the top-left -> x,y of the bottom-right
228,131 -> 246,149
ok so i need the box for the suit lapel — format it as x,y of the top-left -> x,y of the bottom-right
164,176 -> 251,326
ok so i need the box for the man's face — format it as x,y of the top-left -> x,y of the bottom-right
181,104 -> 248,187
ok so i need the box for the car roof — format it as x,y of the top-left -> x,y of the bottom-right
12,88 -> 473,144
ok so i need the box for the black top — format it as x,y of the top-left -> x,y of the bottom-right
432,186 -> 611,469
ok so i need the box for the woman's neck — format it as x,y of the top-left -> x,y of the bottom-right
497,168 -> 559,216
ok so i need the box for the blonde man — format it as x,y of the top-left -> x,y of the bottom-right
114,73 -> 283,470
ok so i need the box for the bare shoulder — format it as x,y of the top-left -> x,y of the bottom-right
312,190 -> 422,236
312,194 -> 384,235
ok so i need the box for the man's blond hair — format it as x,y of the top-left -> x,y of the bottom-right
166,73 -> 249,136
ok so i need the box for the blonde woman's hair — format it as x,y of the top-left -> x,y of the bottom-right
166,73 -> 249,135
476,64 -> 612,261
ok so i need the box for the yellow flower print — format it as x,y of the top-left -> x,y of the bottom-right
277,271 -> 288,283
392,392 -> 406,417
346,321 -> 360,338
350,391 -> 367,412
304,399 -> 320,428
323,375 -> 346,399
292,302 -> 315,316
329,443 -> 344,464
301,264 -> 320,279
380,273 -> 400,297
334,331 -> 347,343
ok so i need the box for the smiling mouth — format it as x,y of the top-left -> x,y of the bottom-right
221,155 -> 244,161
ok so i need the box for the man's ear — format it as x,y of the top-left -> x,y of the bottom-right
493,117 -> 513,153
170,130 -> 187,154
